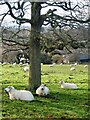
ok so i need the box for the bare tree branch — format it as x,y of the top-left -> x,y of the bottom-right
5,1 -> 31,24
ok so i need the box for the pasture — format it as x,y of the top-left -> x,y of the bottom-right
1,64 -> 89,119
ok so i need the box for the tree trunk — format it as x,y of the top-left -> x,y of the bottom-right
28,3 -> 42,91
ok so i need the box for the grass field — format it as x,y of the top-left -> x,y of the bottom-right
1,64 -> 89,119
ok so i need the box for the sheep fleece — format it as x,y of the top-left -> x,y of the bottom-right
9,90 -> 34,101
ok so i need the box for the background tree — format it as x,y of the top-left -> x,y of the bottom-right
0,0 -> 90,90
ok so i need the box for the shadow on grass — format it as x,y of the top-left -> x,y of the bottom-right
2,86 -> 88,119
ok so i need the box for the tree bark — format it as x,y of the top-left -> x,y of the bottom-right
28,3 -> 42,91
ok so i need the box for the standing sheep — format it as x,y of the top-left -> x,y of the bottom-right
4,86 -> 34,101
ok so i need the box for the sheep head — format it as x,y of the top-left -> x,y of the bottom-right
4,86 -> 15,93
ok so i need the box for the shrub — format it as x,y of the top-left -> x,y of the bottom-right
52,54 -> 63,64
41,52 -> 52,64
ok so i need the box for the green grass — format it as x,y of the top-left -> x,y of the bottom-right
1,64 -> 89,119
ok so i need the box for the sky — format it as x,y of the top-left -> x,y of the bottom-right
0,0 -> 89,27
0,1 -> 58,27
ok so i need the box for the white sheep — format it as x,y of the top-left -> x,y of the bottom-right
23,66 -> 29,72
36,84 -> 49,96
19,62 -> 23,65
59,81 -> 78,89
84,65 -> 88,68
49,63 -> 55,67
41,63 -> 43,65
13,62 -> 16,65
74,62 -> 78,66
20,57 -> 26,62
4,86 -> 34,101
23,63 -> 29,66
70,62 -> 78,67
70,67 -> 76,71
2,62 -> 7,65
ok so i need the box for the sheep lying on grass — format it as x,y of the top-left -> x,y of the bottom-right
70,67 -> 76,71
36,84 -> 49,96
5,86 -> 34,101
70,62 -> 78,67
49,63 -> 55,67
23,66 -> 29,72
59,81 -> 78,89
84,65 -> 88,68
